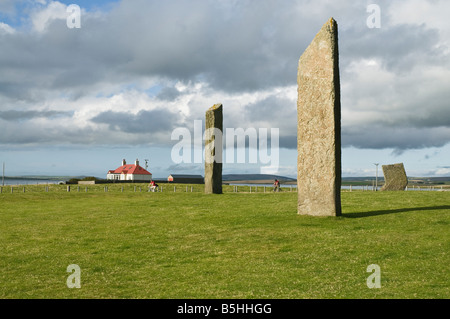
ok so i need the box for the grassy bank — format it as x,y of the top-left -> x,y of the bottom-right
0,186 -> 448,298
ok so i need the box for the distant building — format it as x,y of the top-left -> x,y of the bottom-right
167,174 -> 204,184
107,159 -> 152,181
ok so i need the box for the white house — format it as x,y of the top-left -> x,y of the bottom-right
107,159 -> 152,181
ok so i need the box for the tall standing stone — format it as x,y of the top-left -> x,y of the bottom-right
380,163 -> 408,191
297,18 -> 342,216
205,103 -> 223,194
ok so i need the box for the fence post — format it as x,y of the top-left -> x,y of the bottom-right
174,186 -> 176,192
11,187 -> 13,193
191,186 -> 193,192
23,187 -> 25,193
67,186 -> 70,192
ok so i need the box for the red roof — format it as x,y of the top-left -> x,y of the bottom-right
109,164 -> 152,175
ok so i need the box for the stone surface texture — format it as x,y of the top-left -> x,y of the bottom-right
297,18 -> 342,216
380,163 -> 408,191
204,103 -> 223,194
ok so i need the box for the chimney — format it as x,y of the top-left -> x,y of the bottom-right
122,159 -> 126,166
135,158 -> 139,167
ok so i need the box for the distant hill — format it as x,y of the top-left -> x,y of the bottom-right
342,177 -> 384,182
4,175 -> 90,181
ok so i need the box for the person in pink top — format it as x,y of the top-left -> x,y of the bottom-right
149,180 -> 159,192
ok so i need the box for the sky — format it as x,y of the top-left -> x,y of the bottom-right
0,0 -> 449,179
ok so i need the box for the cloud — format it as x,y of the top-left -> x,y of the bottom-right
91,108 -> 182,134
156,86 -> 183,101
1,0 -> 450,154
434,167 -> 450,176
342,125 -> 450,154
0,109 -> 71,121
0,0 -> 16,15
241,92 -> 297,149
340,23 -> 444,74
29,1 -> 68,33
0,22 -> 15,34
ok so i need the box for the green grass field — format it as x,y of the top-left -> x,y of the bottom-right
0,183 -> 448,299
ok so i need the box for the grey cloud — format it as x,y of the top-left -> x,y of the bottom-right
243,95 -> 296,125
240,94 -> 297,149
156,87 -> 183,101
1,0 -> 450,153
342,125 -> 450,152
0,109 -> 72,121
0,1 -> 442,96
90,108 -> 182,134
403,99 -> 450,129
0,119 -> 94,145
278,135 -> 297,149
340,24 -> 443,74
0,0 -> 357,97
0,0 -> 16,16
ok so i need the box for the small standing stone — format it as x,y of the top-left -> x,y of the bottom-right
380,163 -> 408,191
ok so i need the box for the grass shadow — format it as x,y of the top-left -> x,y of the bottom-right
343,205 -> 450,218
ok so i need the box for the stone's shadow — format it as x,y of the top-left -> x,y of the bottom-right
343,205 -> 450,218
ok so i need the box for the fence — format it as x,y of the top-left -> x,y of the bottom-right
0,183 -> 300,194
343,185 -> 448,192
1,183 -> 448,195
